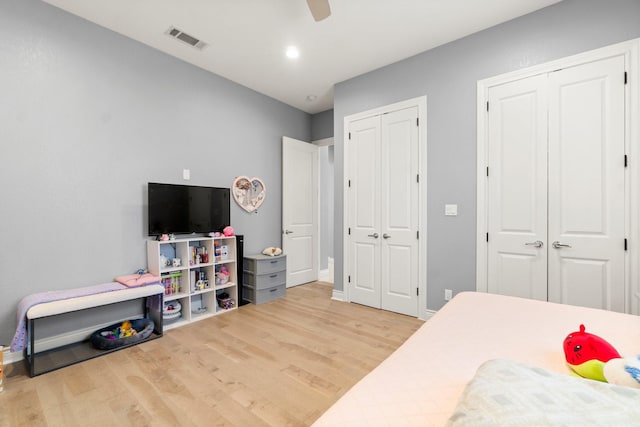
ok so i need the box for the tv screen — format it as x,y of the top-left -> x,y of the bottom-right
148,182 -> 230,236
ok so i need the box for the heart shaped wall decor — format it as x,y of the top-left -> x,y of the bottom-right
232,176 -> 266,213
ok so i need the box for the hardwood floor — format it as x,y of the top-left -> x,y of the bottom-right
0,282 -> 424,426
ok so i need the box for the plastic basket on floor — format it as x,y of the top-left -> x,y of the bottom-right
90,318 -> 155,350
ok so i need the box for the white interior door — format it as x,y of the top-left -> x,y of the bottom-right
282,136 -> 319,287
380,108 -> 419,316
547,56 -> 626,311
348,116 -> 381,308
487,74 -> 548,300
347,107 -> 420,316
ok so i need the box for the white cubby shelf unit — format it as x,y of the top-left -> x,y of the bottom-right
147,236 -> 238,330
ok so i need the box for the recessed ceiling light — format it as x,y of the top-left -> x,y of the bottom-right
286,46 -> 300,59
306,95 -> 317,102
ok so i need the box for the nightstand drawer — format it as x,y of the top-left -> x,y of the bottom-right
243,284 -> 286,304
243,270 -> 286,289
244,254 -> 287,275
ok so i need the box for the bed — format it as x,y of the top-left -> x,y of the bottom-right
312,292 -> 640,426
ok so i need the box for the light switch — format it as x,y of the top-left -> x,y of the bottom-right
183,169 -> 191,180
445,204 -> 458,216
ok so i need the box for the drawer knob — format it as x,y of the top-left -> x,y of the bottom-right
270,274 -> 277,278
270,288 -> 277,292
270,260 -> 278,264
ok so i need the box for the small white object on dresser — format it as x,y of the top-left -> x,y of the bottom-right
147,236 -> 238,330
243,254 -> 287,304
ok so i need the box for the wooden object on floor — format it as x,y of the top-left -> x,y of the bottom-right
0,282 -> 424,426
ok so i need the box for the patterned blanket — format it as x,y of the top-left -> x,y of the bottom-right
447,359 -> 640,426
10,282 -> 125,352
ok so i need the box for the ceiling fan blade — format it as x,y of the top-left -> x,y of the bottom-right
306,0 -> 331,22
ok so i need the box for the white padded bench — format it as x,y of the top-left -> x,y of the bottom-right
26,284 -> 164,376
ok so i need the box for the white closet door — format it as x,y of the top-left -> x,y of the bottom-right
347,107 -> 420,315
547,56 -> 626,311
348,116 -> 382,308
487,75 -> 549,300
380,107 -> 419,316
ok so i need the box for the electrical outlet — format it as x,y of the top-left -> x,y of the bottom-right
444,289 -> 453,301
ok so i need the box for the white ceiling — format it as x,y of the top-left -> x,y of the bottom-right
42,0 -> 562,114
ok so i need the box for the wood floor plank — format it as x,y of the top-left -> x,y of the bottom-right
0,282 -> 424,426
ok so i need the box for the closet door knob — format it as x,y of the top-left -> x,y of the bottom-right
524,240 -> 543,248
383,233 -> 391,239
368,233 -> 379,239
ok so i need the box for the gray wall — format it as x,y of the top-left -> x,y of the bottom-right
311,109 -> 334,140
0,0 -> 309,346
333,0 -> 640,311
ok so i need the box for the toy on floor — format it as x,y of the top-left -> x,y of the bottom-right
563,324 -> 640,387
99,320 -> 138,340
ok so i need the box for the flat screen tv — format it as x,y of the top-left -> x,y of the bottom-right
148,182 -> 230,236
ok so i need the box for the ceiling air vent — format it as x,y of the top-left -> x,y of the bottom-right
165,26 -> 207,50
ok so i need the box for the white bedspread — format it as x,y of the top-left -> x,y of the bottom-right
312,292 -> 640,427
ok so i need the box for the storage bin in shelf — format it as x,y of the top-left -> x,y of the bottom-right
161,270 -> 185,297
163,299 -> 184,327
216,289 -> 236,311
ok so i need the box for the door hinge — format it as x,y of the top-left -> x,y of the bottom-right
486,101 -> 489,112
416,174 -> 420,183
348,179 -> 351,188
625,238 -> 628,251
486,232 -> 489,242
416,117 -> 419,126
416,230 -> 419,239
486,166 -> 489,177
348,227 -> 351,235
416,287 -> 419,296
625,71 -> 628,85
625,154 -> 628,167
348,275 -> 351,283
348,132 -> 351,140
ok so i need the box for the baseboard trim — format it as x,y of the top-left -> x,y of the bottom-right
3,316 -> 139,366
319,268 -> 331,282
331,289 -> 345,301
3,347 -> 23,365
423,309 -> 437,320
